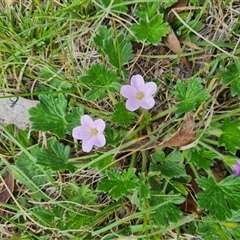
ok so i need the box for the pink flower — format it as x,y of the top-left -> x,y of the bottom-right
72,115 -> 106,153
120,74 -> 157,112
233,160 -> 240,176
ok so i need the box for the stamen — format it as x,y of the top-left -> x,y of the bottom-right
90,128 -> 98,136
136,92 -> 145,100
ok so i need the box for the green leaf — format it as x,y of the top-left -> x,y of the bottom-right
4,125 -> 32,148
101,0 -> 128,13
150,150 -> 186,178
175,77 -> 210,116
219,117 -> 240,154
91,155 -> 116,174
39,67 -> 72,90
32,207 -> 55,226
29,94 -> 67,138
132,173 -> 150,210
161,0 -> 178,8
135,2 -> 160,20
105,125 -> 126,146
15,144 -> 52,187
138,173 -> 150,199
109,81 -> 122,92
97,168 -> 138,200
130,15 -> 169,45
94,26 -> 114,49
67,184 -> 98,205
94,26 -> 133,69
93,26 -> 114,51
198,215 -> 240,240
111,102 -> 135,127
65,107 -> 84,134
150,192 -> 184,227
222,63 -> 240,98
64,212 -> 94,230
170,180 -> 188,195
197,176 -> 240,221
149,176 -> 163,191
198,218 -> 230,240
105,33 -> 133,69
34,140 -> 76,172
188,148 -> 216,170
79,63 -> 120,100
84,88 -> 106,101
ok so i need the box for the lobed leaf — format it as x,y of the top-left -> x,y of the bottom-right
105,125 -> 126,146
222,63 -> 240,98
97,168 -> 138,200
94,26 -> 133,69
175,77 -> 210,116
188,148 -> 216,170
135,2 -> 160,20
111,102 -> 135,127
34,140 -> 76,172
150,192 -> 184,227
219,117 -> 240,154
65,107 -> 84,134
101,0 -> 128,13
199,215 -> 240,240
197,176 -> 240,221
29,94 -> 67,138
131,15 -> 169,45
79,63 -> 120,100
150,150 -> 186,178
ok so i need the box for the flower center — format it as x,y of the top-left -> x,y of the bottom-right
136,91 -> 145,100
90,128 -> 99,136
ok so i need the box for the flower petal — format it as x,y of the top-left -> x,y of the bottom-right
120,85 -> 137,98
140,97 -> 155,110
126,98 -> 141,111
72,126 -> 90,140
130,74 -> 145,91
94,119 -> 106,133
233,165 -> 240,176
93,133 -> 106,147
82,139 -> 94,153
144,82 -> 157,97
81,115 -> 95,128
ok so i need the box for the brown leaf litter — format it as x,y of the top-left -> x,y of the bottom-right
120,112 -> 196,152
0,171 -> 14,215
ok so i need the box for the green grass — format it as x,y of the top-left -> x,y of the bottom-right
0,0 -> 240,239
